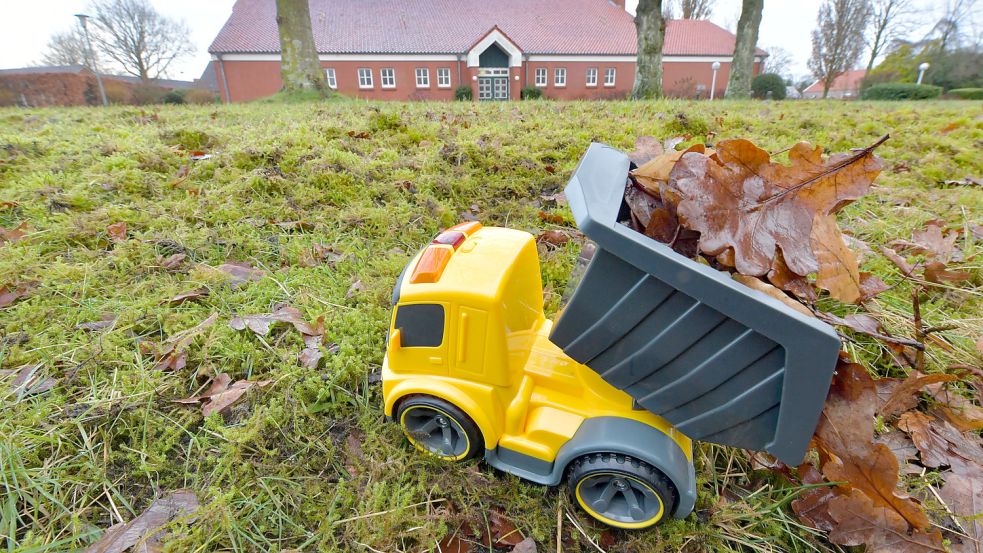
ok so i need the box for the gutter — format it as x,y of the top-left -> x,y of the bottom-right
214,54 -> 232,104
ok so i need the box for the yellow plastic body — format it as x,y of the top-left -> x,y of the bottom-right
382,226 -> 692,467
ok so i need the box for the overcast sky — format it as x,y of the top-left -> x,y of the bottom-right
0,1 -> 976,82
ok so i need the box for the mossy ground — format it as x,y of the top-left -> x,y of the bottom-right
0,99 -> 980,552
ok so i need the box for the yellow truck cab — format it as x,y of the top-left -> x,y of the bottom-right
382,144 -> 841,529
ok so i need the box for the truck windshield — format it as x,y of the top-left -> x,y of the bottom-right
394,304 -> 445,347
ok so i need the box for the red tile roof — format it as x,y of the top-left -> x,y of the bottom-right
209,0 -> 764,57
803,69 -> 867,93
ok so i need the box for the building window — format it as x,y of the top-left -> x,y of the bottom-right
415,68 -> 430,88
604,68 -> 616,87
554,67 -> 566,87
586,68 -> 598,87
325,68 -> 337,89
535,68 -> 547,87
381,68 -> 396,88
437,67 -> 451,88
358,68 -> 373,89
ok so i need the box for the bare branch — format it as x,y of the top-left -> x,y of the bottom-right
89,0 -> 194,81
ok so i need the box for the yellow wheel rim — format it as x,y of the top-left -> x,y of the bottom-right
399,404 -> 471,461
575,471 -> 665,529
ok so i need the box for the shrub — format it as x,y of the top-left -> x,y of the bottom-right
520,86 -> 543,100
862,83 -> 942,100
752,73 -> 787,100
947,88 -> 983,100
184,89 -> 219,104
454,85 -> 473,101
130,84 -> 169,105
162,89 -> 187,104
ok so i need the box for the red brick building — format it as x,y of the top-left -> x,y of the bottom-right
209,0 -> 766,102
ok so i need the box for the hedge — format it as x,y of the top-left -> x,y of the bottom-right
947,88 -> 983,100
862,83 -> 942,100
454,85 -> 473,101
520,86 -> 543,100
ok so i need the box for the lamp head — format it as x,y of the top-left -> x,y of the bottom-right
712,61 -> 721,71
919,62 -> 930,71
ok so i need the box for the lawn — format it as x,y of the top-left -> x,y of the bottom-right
0,99 -> 980,552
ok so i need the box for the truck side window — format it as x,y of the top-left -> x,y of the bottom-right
394,304 -> 445,347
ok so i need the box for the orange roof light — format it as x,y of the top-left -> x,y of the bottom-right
409,245 -> 454,284
448,221 -> 482,236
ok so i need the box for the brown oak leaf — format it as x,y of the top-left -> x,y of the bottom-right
84,489 -> 199,553
938,468 -> 983,553
669,137 -> 884,294
827,490 -> 944,552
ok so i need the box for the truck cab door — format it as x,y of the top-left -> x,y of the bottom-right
389,302 -> 448,375
453,306 -> 488,379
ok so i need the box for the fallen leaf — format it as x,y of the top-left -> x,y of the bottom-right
0,222 -> 30,244
511,537 -> 537,553
898,411 -> 983,473
874,430 -> 920,474
0,284 -> 33,308
537,210 -> 565,225
628,135 -> 664,166
812,214 -> 862,303
300,243 -> 345,268
827,489 -> 944,552
274,220 -> 315,232
175,373 -> 271,417
229,306 -> 321,337
77,313 -> 117,332
482,509 -> 524,547
880,246 -> 916,275
791,463 -> 841,533
891,221 -> 960,263
107,222 -> 127,242
938,468 -> 983,553
537,230 -> 573,247
160,253 -> 187,270
632,143 -> 707,195
1,364 -> 57,397
733,274 -> 813,317
347,130 -> 370,139
346,280 -> 365,298
858,273 -> 890,301
814,361 -> 932,530
941,176 -> 981,187
669,137 -> 884,282
879,373 -> 958,417
923,261 -> 972,284
298,347 -> 323,369
160,288 -> 209,306
216,262 -> 265,287
83,489 -> 199,553
152,314 -> 218,371
939,121 -> 961,134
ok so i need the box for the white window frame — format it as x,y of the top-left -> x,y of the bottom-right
604,67 -> 616,87
554,67 -> 566,87
437,67 -> 451,88
415,68 -> 430,88
534,68 -> 547,87
324,68 -> 337,89
357,68 -> 373,89
586,67 -> 598,87
380,68 -> 396,89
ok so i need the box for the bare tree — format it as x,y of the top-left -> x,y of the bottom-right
633,0 -> 666,99
864,0 -> 913,72
763,46 -> 795,79
90,0 -> 194,80
808,0 -> 871,98
931,0 -> 979,52
679,0 -> 714,19
276,0 -> 328,93
726,0 -> 764,98
40,30 -> 91,68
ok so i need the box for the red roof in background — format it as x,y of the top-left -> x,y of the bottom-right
209,0 -> 765,57
804,69 -> 867,93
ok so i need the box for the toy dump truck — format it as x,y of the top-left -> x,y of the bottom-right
382,143 -> 841,528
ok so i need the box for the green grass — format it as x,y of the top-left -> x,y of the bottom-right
0,99 -> 980,552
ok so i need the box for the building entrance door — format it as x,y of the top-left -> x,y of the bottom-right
477,68 -> 509,101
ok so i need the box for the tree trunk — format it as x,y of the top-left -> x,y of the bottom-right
632,0 -> 665,99
725,0 -> 764,98
276,0 -> 327,93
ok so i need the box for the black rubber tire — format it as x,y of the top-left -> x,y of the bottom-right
395,395 -> 482,462
567,453 -> 677,529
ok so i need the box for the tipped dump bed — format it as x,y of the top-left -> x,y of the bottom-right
549,143 -> 841,465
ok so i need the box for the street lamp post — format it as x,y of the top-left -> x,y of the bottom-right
917,62 -> 930,85
710,61 -> 721,100
75,14 -> 108,106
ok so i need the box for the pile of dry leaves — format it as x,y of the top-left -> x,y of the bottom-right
622,135 -> 980,552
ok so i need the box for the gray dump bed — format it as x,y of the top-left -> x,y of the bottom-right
549,143 -> 841,465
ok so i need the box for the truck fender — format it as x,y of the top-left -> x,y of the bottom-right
385,378 -> 501,450
552,417 -> 697,519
